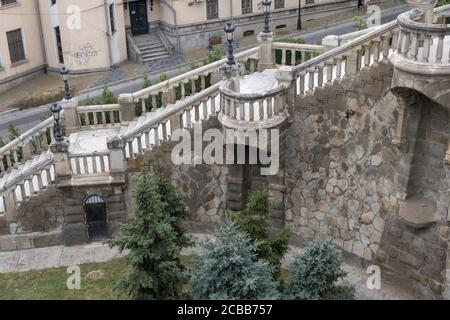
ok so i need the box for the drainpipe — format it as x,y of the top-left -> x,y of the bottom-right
35,0 -> 48,70
103,0 -> 114,68
160,0 -> 181,54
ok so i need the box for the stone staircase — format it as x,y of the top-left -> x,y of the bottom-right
132,33 -> 170,64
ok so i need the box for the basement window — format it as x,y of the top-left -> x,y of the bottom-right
275,24 -> 287,29
243,30 -> 254,37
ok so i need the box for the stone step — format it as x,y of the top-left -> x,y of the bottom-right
138,44 -> 166,52
143,55 -> 170,63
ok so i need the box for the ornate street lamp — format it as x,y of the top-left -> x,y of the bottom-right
60,66 -> 72,100
50,103 -> 64,142
262,0 -> 272,34
224,22 -> 236,65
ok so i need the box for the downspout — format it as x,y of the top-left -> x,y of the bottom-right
160,0 -> 181,54
103,0 -> 114,69
35,0 -> 48,71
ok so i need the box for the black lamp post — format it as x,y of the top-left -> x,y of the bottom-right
60,67 -> 72,100
262,0 -> 272,34
224,23 -> 236,65
50,103 -> 64,142
297,0 -> 302,30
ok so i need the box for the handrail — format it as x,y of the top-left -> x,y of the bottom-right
131,47 -> 259,100
0,116 -> 53,155
272,42 -> 324,52
0,152 -> 53,192
76,104 -> 120,113
292,20 -> 398,77
220,83 -> 289,102
122,83 -> 220,141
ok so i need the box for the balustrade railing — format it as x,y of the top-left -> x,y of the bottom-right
0,117 -> 54,176
77,104 -> 122,129
130,47 -> 259,116
69,152 -> 110,176
119,83 -> 220,159
273,42 -> 324,67
292,20 -> 399,96
219,82 -> 290,124
395,5 -> 450,66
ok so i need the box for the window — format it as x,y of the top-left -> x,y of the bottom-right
6,29 -> 26,64
54,26 -> 64,64
243,30 -> 254,37
51,0 -> 56,5
274,0 -> 285,9
109,4 -> 116,34
206,0 -> 218,20
241,0 -> 252,14
0,0 -> 17,6
305,0 -> 315,4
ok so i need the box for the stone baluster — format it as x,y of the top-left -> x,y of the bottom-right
325,61 -> 333,85
372,39 -> 380,63
400,31 -> 410,57
422,35 -> 431,62
436,35 -> 444,63
335,57 -> 342,80
291,50 -> 296,66
299,73 -> 306,95
363,43 -> 371,67
391,29 -> 399,51
317,66 -> 324,88
410,33 -> 419,61
308,69 -> 315,92
381,34 -> 391,60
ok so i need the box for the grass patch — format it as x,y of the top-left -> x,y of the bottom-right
0,256 -> 195,300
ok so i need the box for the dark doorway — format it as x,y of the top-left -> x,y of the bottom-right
129,0 -> 149,35
85,195 -> 108,241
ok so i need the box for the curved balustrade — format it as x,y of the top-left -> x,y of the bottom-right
77,104 -> 121,129
292,20 -> 399,96
272,42 -> 324,67
0,117 -> 54,176
393,5 -> 450,73
131,47 -> 259,113
219,81 -> 290,130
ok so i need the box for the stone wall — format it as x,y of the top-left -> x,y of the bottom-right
286,60 -> 397,260
126,116 -> 227,230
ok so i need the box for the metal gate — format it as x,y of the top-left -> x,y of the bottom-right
85,195 -> 108,241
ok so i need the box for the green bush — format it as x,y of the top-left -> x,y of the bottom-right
85,87 -> 117,106
231,190 -> 290,271
187,222 -> 279,300
284,240 -> 355,300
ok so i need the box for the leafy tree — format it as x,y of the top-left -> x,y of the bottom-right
107,172 -> 186,299
187,222 -> 279,300
437,0 -> 450,6
85,87 -> 117,106
231,190 -> 290,270
203,45 -> 223,65
284,240 -> 355,300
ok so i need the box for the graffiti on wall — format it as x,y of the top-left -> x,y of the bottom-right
73,43 -> 98,65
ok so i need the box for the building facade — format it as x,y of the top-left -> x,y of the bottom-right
0,0 -> 128,93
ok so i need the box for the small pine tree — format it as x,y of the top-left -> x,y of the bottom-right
142,74 -> 152,89
107,172 -> 185,299
353,16 -> 368,31
99,87 -> 117,104
284,240 -> 355,300
187,222 -> 279,300
231,190 -> 290,269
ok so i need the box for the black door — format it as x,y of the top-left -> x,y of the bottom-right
85,195 -> 108,241
129,0 -> 149,35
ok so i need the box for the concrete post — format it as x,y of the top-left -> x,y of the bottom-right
344,48 -> 360,77
118,93 -> 135,123
50,139 -> 71,186
220,63 -> 241,93
257,32 -> 275,71
61,98 -> 79,135
107,136 -> 127,181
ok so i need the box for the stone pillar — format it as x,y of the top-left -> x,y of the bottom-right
344,48 -> 360,77
50,139 -> 71,186
392,94 -> 409,152
220,63 -> 241,92
22,141 -> 33,161
61,98 -> 79,135
4,191 -> 18,221
163,88 -> 177,105
118,93 -> 135,123
275,66 -> 294,121
257,32 -> 274,71
267,123 -> 287,235
107,136 -> 127,182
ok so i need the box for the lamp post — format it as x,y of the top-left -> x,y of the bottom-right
50,103 -> 64,142
297,0 -> 302,30
60,66 -> 72,100
224,22 -> 236,65
262,0 -> 272,34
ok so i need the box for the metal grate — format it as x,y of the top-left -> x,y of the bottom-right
85,195 -> 105,205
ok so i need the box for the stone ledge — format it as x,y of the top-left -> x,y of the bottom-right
399,197 -> 440,228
